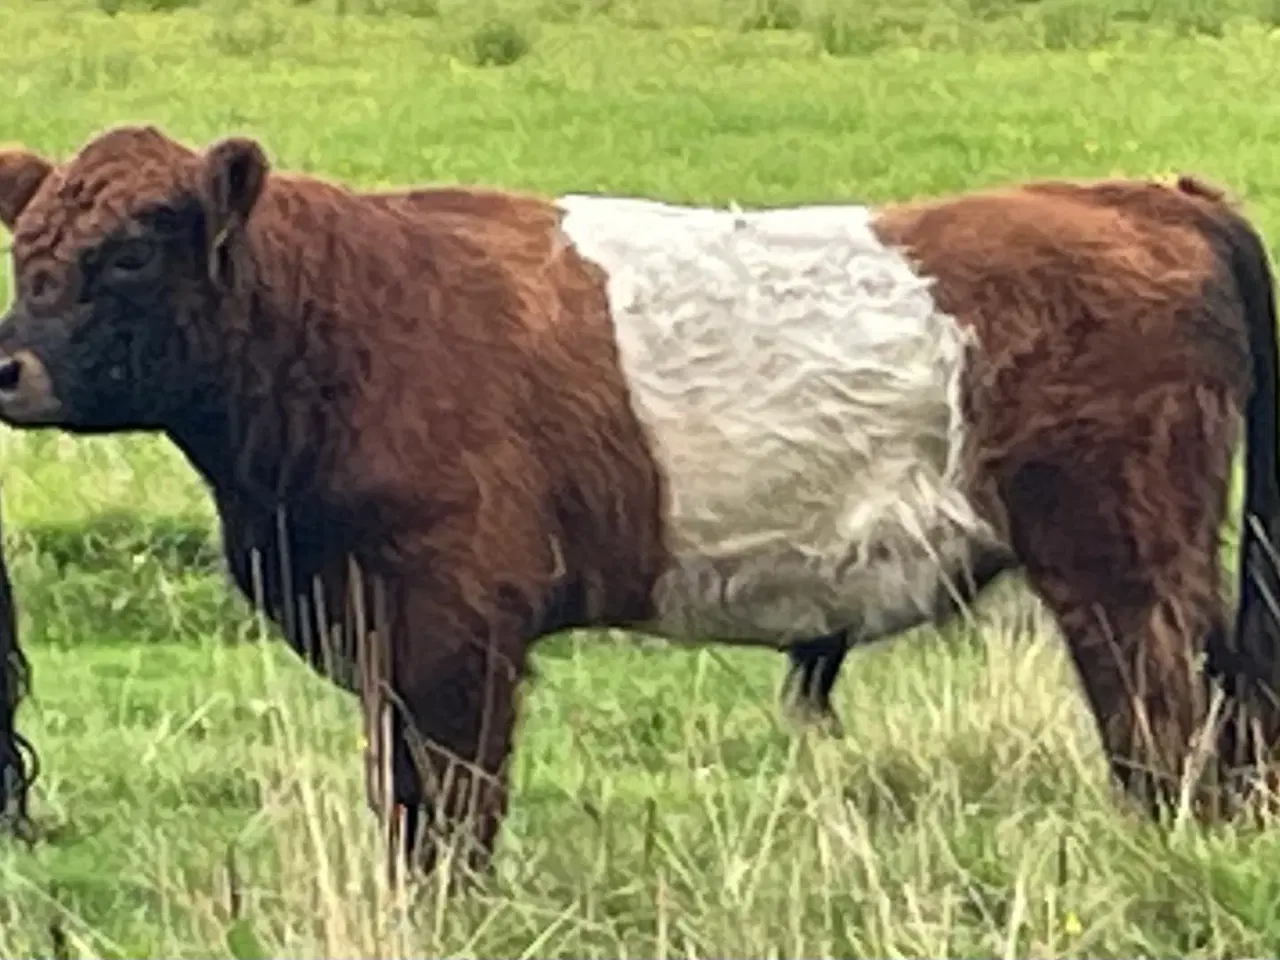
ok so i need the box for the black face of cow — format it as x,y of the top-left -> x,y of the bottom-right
0,127 -> 268,434
0,205 -> 206,432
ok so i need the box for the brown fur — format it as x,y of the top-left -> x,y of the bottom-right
1,125 -> 1278,875
0,126 -> 672,875
872,176 -> 1280,814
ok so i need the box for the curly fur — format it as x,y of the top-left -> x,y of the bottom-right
0,127 -> 1279,873
556,195 -> 1004,645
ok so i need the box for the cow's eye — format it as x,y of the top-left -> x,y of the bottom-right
27,268 -> 56,304
109,238 -> 157,277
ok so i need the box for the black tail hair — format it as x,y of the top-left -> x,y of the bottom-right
0,492 -> 36,841
1176,177 -> 1280,765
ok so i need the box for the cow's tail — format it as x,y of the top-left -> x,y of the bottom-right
1178,176 -> 1280,754
0,492 -> 36,842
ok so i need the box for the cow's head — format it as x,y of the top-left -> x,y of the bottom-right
0,125 -> 268,432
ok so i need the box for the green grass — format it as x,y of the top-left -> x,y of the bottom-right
4,0 -> 1280,954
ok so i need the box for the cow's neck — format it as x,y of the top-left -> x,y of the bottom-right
166,398 -> 346,637
164,182 -> 392,614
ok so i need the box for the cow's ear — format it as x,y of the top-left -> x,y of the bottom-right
0,149 -> 52,231
199,136 -> 269,287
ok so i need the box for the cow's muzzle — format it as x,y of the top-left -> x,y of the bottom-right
0,349 -> 61,425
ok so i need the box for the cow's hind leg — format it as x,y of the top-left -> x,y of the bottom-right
998,400 -> 1234,819
782,631 -> 849,735
780,544 -> 1014,737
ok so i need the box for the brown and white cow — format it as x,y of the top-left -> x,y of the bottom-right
0,125 -> 1277,877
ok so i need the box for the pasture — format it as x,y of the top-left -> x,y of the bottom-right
3,0 -> 1280,955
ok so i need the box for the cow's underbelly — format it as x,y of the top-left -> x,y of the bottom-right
556,194 -> 1005,647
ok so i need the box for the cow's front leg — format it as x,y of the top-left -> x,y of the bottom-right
361,550 -> 545,886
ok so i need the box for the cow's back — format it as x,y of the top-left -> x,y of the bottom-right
871,180 -> 1251,481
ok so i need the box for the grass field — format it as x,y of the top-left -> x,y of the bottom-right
6,0 -> 1280,955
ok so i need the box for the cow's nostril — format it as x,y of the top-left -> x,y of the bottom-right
0,357 -> 23,392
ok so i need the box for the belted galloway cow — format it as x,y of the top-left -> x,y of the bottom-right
0,125 -> 1278,876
